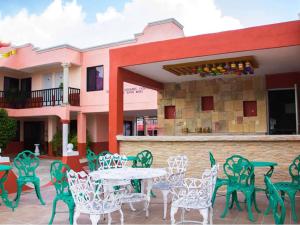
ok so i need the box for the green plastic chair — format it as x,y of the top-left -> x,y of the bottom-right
49,160 -> 75,225
86,149 -> 98,172
13,150 -> 45,206
272,154 -> 300,223
131,150 -> 153,193
264,176 -> 286,225
209,152 -> 229,206
221,155 -> 257,222
86,149 -> 111,172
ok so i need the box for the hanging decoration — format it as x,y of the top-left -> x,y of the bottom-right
163,56 -> 257,78
0,49 -> 17,59
0,41 -> 10,48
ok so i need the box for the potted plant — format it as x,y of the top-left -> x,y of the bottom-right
0,109 -> 17,151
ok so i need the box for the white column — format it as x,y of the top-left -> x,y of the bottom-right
62,62 -> 70,104
144,116 -> 149,136
62,122 -> 69,156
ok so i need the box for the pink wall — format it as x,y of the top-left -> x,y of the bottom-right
1,19 -> 184,117
0,44 -> 81,69
1,19 -> 184,146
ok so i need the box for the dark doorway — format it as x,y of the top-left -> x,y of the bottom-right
21,78 -> 32,99
4,76 -> 19,92
24,121 -> 45,152
21,78 -> 32,92
123,121 -> 133,136
268,89 -> 296,134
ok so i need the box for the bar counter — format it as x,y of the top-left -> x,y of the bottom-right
118,134 -> 300,186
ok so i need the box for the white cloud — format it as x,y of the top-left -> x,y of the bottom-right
0,0 -> 242,49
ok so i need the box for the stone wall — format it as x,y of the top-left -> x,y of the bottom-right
157,75 -> 267,135
120,140 -> 299,187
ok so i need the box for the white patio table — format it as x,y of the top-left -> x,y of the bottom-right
90,167 -> 167,216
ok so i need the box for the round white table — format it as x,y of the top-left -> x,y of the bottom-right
90,167 -> 167,217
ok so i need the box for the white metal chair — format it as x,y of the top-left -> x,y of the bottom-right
98,153 -> 149,217
152,155 -> 188,219
170,165 -> 218,225
67,170 -> 124,225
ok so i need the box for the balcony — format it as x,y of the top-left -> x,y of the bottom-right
0,87 -> 80,109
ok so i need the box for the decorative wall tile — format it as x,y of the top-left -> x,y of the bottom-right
158,76 -> 267,134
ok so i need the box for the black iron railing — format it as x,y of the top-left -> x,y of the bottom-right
0,87 -> 80,109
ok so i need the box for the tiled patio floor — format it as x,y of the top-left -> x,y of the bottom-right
0,186 -> 299,225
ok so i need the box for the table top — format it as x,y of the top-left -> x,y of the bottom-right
127,156 -> 137,161
0,165 -> 12,172
90,167 -> 166,180
250,161 -> 278,167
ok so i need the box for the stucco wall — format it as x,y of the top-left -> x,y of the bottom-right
158,76 -> 267,135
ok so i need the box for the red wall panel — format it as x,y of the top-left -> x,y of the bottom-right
243,101 -> 257,117
165,106 -> 176,119
201,96 -> 214,111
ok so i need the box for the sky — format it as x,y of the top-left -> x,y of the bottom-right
0,0 -> 299,49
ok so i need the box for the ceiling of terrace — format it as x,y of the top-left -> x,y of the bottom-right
124,46 -> 300,83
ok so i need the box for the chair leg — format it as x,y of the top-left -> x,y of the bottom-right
245,192 -> 255,222
145,199 -> 150,218
33,181 -> 45,205
14,181 -> 23,206
264,200 -> 272,215
129,202 -> 136,211
90,214 -> 100,225
170,206 -> 178,225
161,189 -> 169,220
49,198 -> 58,225
180,208 -> 185,223
73,210 -> 80,225
200,208 -> 209,225
287,191 -> 297,223
67,203 -> 75,225
119,209 -> 124,225
220,191 -> 231,218
108,213 -> 112,225
252,190 -> 261,213
209,206 -> 213,225
212,184 -> 220,206
229,191 -> 241,211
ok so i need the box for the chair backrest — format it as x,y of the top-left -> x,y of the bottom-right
181,165 -> 218,207
223,155 -> 254,186
99,153 -> 128,170
167,155 -> 188,174
289,154 -> 300,185
86,149 -> 98,172
67,170 -> 123,214
87,149 -> 112,172
50,160 -> 70,196
132,150 -> 153,168
13,150 -> 40,177
265,176 -> 286,225
209,152 -> 216,167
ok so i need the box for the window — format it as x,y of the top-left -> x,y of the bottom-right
243,101 -> 257,117
87,65 -> 104,91
165,106 -> 176,119
136,117 -> 158,136
201,96 -> 214,111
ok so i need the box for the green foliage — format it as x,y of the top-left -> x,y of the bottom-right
0,109 -> 17,149
51,131 -> 63,156
50,130 -> 91,156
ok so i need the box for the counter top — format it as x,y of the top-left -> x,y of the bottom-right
117,135 -> 300,142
